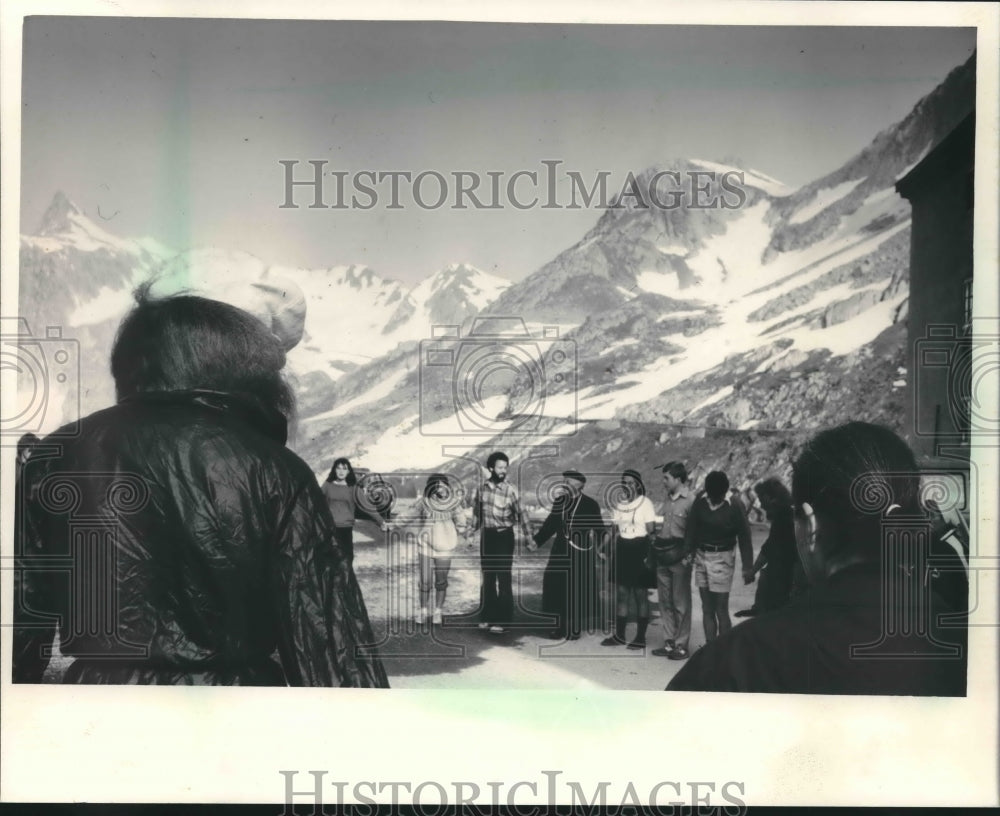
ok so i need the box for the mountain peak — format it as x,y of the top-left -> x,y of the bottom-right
37,191 -> 85,235
437,262 -> 481,281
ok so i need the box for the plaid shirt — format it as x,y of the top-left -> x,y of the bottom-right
471,479 -> 531,537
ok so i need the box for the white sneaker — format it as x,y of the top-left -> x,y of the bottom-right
488,624 -> 505,634
415,607 -> 428,623
432,609 -> 443,624
477,621 -> 490,630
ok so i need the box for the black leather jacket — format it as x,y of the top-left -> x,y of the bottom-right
13,390 -> 389,687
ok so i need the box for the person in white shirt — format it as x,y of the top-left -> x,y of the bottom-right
600,469 -> 657,649
410,473 -> 468,624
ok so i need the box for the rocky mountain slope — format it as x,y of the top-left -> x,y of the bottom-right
288,54 -> 973,492
17,53 -> 975,506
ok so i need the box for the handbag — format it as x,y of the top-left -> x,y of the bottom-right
649,537 -> 688,568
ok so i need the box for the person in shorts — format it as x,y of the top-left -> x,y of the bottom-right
668,423 -> 967,695
685,471 -> 754,645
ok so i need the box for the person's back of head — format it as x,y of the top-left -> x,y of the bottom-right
111,291 -> 294,420
754,477 -> 791,508
792,421 -> 920,575
704,471 -> 729,504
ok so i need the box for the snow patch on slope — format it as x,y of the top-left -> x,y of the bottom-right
788,178 -> 864,225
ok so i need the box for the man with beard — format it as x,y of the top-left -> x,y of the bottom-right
470,451 -> 533,634
529,470 -> 604,640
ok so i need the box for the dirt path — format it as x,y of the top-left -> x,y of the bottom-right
354,523 -> 767,690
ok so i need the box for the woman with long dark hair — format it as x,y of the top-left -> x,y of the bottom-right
13,282 -> 389,687
735,477 -> 799,617
323,457 -> 389,566
601,469 -> 657,649
410,473 -> 467,624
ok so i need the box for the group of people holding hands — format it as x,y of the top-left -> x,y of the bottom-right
327,449 -> 797,659
330,421 -> 968,695
14,278 -> 966,694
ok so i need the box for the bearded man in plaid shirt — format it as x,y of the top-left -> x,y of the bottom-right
469,451 -> 533,634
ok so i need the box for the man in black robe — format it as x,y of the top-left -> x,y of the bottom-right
529,470 -> 605,640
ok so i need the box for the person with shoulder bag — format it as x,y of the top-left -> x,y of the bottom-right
648,461 -> 696,660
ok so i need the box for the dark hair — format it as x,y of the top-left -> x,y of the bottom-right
792,422 -> 920,559
661,461 -> 688,482
754,477 -> 791,507
704,471 -> 730,503
17,432 -> 40,456
621,468 -> 646,497
326,457 -> 357,486
486,451 -> 509,471
111,292 -> 294,419
424,472 -> 451,498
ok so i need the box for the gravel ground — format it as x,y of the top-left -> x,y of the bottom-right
355,522 -> 767,690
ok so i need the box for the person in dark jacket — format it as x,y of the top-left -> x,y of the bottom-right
529,470 -> 604,640
735,477 -> 799,617
13,282 -> 389,687
668,422 -> 967,696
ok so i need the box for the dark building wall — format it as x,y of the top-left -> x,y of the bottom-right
896,114 -> 975,461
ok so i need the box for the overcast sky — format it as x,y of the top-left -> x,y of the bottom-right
21,19 -> 975,285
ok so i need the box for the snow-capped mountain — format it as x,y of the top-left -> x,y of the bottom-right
16,194 -> 171,430
384,263 -> 511,337
16,201 -> 512,432
290,53 -> 975,485
17,52 -> 975,495
20,192 -> 169,324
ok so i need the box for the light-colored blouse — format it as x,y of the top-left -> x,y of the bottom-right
610,495 -> 657,539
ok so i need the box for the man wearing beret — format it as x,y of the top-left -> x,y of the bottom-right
529,470 -> 605,640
